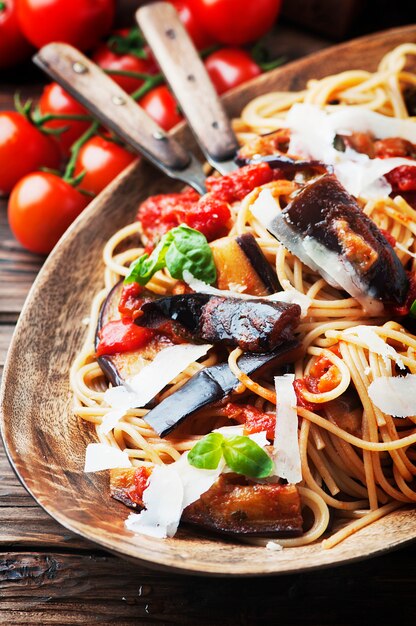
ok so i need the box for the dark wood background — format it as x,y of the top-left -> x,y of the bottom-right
2,10 -> 416,624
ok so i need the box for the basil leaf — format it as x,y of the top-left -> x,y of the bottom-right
188,433 -> 224,470
165,225 -> 216,284
124,233 -> 173,285
124,224 -> 216,286
222,436 -> 273,479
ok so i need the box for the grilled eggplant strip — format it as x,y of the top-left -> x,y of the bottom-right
235,233 -> 282,293
183,474 -> 303,537
264,174 -> 409,311
136,294 -> 301,353
236,152 -> 329,177
143,339 -> 302,437
110,468 -> 303,537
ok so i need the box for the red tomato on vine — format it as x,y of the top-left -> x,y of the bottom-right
8,172 -> 89,254
205,48 -> 261,94
0,0 -> 32,68
139,85 -> 183,131
0,111 -> 60,195
16,0 -> 115,51
38,83 -> 91,158
74,136 -> 136,195
190,0 -> 282,45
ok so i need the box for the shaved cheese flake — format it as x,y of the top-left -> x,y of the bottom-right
286,103 -> 416,198
368,375 -> 416,417
250,188 -> 280,224
104,343 -> 212,411
345,325 -> 405,369
125,465 -> 184,538
84,443 -> 132,472
266,541 -> 283,551
98,408 -> 127,435
274,374 -> 302,484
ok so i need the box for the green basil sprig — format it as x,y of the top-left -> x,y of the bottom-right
125,224 -> 216,286
188,432 -> 273,479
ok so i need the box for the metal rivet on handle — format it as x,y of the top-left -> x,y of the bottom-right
72,61 -> 88,74
112,95 -> 126,106
152,131 -> 166,140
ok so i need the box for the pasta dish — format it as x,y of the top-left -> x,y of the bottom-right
71,43 -> 416,550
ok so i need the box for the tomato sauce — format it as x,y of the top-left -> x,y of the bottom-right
96,319 -> 154,356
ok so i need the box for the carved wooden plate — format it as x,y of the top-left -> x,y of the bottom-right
2,25 -> 416,576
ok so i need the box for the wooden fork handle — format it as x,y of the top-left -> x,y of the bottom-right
137,2 -> 239,164
34,43 -> 191,172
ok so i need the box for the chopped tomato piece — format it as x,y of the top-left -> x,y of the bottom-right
118,282 -> 144,319
128,466 -> 152,506
136,188 -> 231,244
374,137 -> 416,159
386,166 -> 416,192
293,379 -> 319,411
309,354 -> 342,393
96,319 -> 154,356
205,163 -> 274,203
224,402 -> 276,440
137,189 -> 200,245
184,195 -> 231,240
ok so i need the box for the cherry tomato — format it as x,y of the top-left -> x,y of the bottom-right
170,0 -> 214,50
205,48 -> 261,95
0,112 -> 60,195
16,0 -> 115,51
0,0 -> 32,68
139,85 -> 182,131
191,0 -> 282,45
8,172 -> 89,254
96,319 -> 154,356
93,42 -> 154,95
39,82 -> 91,158
74,136 -> 136,195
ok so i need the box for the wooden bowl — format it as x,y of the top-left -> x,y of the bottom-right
2,25 -> 416,576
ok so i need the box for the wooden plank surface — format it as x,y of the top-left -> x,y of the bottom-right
1,21 -> 416,625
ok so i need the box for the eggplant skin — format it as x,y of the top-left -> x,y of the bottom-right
183,474 -> 303,537
137,294 -> 301,353
235,233 -> 281,293
235,153 -> 329,177
143,340 -> 302,437
281,175 -> 409,306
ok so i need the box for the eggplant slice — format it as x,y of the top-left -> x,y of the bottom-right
236,152 -> 329,178
263,175 -> 409,312
96,281 -> 174,386
143,339 -> 302,437
110,468 -> 303,537
136,294 -> 301,353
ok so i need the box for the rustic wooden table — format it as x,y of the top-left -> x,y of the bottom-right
1,23 -> 416,625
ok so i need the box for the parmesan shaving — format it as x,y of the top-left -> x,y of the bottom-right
84,443 -> 132,472
345,325 -> 405,369
286,103 -> 416,198
368,375 -> 416,417
103,343 -> 212,412
274,374 -> 302,484
266,541 -> 283,551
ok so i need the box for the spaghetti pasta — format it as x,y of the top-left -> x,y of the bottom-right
72,43 -> 416,549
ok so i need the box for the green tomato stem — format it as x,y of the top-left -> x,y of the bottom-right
0,2 -> 6,11
63,121 -> 99,185
130,74 -> 165,101
36,112 -> 92,124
